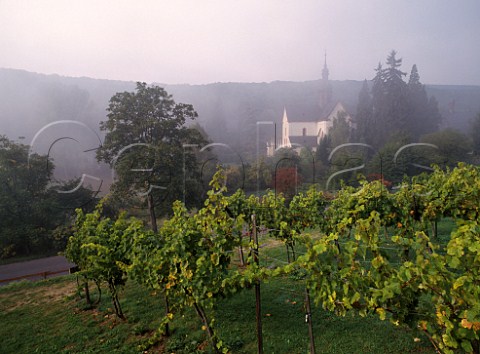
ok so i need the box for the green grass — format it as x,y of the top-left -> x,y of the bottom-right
0,275 -> 159,353
215,279 -> 433,354
1,219 -> 454,353
0,270 -> 435,353
435,217 -> 456,244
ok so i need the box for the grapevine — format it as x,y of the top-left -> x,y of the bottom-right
66,163 -> 480,353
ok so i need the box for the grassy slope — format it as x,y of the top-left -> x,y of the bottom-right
0,276 -> 163,353
2,220 -> 456,353
0,271 -> 435,353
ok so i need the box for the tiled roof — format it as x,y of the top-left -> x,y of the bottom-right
289,135 -> 318,148
285,101 -> 338,122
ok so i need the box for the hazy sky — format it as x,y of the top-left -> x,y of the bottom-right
1,0 -> 479,85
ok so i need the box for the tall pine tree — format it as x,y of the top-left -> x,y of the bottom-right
406,64 -> 441,139
354,79 -> 373,144
383,51 -> 408,136
355,52 -> 442,149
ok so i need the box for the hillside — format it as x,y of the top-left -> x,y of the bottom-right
0,68 -> 479,184
2,68 -> 479,144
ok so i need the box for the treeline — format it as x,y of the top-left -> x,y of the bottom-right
1,66 -> 479,166
0,136 -> 97,258
355,51 -> 442,147
310,51 -> 480,189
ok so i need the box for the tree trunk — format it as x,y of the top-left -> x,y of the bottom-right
164,292 -> 170,336
147,193 -> 158,233
108,280 -> 125,319
286,243 -> 291,263
432,220 -> 437,240
84,280 -> 91,306
193,302 -> 221,354
238,245 -> 245,266
290,241 -> 296,262
93,280 -> 102,306
305,288 -> 316,354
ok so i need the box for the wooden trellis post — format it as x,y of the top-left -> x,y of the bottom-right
252,213 -> 263,354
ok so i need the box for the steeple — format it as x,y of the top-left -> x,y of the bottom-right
319,50 -> 332,108
322,51 -> 329,81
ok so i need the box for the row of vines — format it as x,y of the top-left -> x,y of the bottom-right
66,163 -> 480,353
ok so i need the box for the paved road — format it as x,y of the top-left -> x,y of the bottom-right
0,256 -> 76,286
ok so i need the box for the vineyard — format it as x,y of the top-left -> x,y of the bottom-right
65,163 -> 480,354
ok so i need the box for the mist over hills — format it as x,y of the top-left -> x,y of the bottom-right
1,68 -> 479,172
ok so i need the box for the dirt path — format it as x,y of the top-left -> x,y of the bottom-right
0,256 -> 75,286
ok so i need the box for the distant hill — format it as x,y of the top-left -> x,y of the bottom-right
425,85 -> 480,131
1,67 -> 479,166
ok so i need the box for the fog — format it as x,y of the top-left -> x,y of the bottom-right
4,4 -> 480,351
1,0 -> 480,189
1,68 -> 479,190
1,0 -> 479,85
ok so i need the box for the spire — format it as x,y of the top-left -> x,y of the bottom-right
319,50 -> 332,108
322,50 -> 329,81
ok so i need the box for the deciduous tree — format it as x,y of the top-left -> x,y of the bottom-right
96,82 -> 207,222
0,136 -> 94,258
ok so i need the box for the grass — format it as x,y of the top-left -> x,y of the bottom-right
0,264 -> 435,353
1,217 -> 456,353
435,217 -> 456,244
215,279 -> 433,354
0,275 -> 160,353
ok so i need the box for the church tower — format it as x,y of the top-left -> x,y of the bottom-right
322,52 -> 329,81
319,52 -> 332,108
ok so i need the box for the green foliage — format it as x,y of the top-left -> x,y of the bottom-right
64,163 -> 480,353
325,179 -> 394,235
0,136 -> 52,257
329,111 -> 352,148
420,128 -> 473,167
353,80 -> 372,143
65,200 -> 144,318
289,186 -> 331,233
0,135 -> 96,259
96,82 -> 207,214
127,168 -> 245,353
315,134 -> 331,165
366,133 -> 436,185
293,163 -> 480,353
244,158 -> 272,192
356,51 -> 442,148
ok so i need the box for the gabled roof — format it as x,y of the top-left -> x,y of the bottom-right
289,136 -> 318,148
284,101 -> 339,123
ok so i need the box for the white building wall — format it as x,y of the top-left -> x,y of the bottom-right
281,109 -> 291,147
288,122 -> 318,136
316,121 -> 332,141
280,103 -> 352,150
